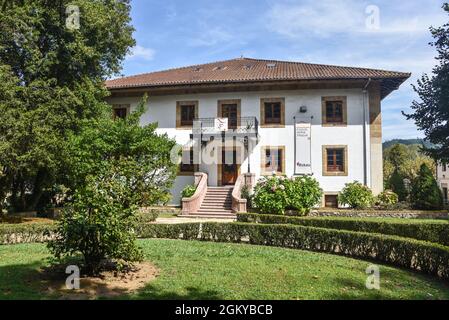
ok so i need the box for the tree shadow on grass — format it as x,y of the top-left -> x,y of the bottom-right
129,284 -> 223,300
325,270 -> 449,300
0,262 -> 51,300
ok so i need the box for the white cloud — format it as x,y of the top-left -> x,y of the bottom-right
127,45 -> 156,61
266,0 -> 447,38
188,27 -> 234,47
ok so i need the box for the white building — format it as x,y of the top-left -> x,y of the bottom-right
106,58 -> 409,215
437,163 -> 449,204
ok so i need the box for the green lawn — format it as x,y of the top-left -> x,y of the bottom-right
1,239 -> 449,300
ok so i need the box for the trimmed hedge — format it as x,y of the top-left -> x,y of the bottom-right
3,220 -> 449,280
139,222 -> 449,280
237,213 -> 449,246
0,223 -> 56,245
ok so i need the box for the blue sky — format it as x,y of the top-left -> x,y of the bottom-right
120,0 -> 448,141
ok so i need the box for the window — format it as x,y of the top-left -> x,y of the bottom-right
112,104 -> 129,119
322,96 -> 347,126
179,148 -> 197,175
324,195 -> 339,208
181,105 -> 195,126
322,145 -> 348,176
218,100 -> 241,129
443,164 -> 447,172
260,98 -> 285,127
176,101 -> 198,129
261,146 -> 285,175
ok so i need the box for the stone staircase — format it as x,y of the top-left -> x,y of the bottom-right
191,186 -> 235,218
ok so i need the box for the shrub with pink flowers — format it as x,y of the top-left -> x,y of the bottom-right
252,175 -> 322,215
252,176 -> 288,214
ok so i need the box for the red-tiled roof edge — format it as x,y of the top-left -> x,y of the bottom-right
105,57 -> 411,90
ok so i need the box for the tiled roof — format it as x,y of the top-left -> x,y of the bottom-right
106,57 -> 410,90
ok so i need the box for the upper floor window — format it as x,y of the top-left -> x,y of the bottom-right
322,96 -> 347,126
443,164 -> 447,172
261,146 -> 285,175
260,98 -> 285,127
322,145 -> 348,176
112,104 -> 130,119
176,101 -> 198,129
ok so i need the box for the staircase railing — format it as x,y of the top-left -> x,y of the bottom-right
231,174 -> 247,213
181,172 -> 208,215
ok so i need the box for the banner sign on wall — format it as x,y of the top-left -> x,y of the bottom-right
295,121 -> 312,175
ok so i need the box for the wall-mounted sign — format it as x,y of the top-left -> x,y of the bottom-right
215,118 -> 228,131
295,121 -> 312,175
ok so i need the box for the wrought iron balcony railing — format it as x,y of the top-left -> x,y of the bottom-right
193,117 -> 259,137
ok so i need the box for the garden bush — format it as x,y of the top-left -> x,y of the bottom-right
252,175 -> 322,215
48,170 -> 144,275
0,222 -> 56,245
236,213 -> 449,246
252,176 -> 288,214
181,185 -> 197,198
283,176 -> 322,215
411,164 -> 444,210
139,222 -> 449,280
375,190 -> 399,208
339,181 -> 374,209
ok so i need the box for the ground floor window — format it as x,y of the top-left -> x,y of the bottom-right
261,146 -> 285,175
324,194 -> 339,208
179,148 -> 197,175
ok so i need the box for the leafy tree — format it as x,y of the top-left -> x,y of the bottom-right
410,164 -> 444,210
404,3 -> 449,163
0,0 -> 135,212
66,97 -> 178,207
48,103 -> 178,275
383,143 -> 435,187
48,167 -> 144,276
387,170 -> 408,202
385,144 -> 409,170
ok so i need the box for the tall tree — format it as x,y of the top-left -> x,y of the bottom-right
404,3 -> 449,163
0,1 -> 135,212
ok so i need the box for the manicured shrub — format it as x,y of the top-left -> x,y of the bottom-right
388,170 -> 409,201
48,171 -> 144,275
237,212 -> 449,246
139,222 -> 449,280
376,190 -> 399,208
338,181 -> 374,209
252,176 -> 288,214
283,176 -> 322,215
181,185 -> 197,198
411,164 -> 444,210
0,222 -> 56,245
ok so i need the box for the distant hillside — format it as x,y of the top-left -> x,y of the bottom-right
383,139 -> 433,149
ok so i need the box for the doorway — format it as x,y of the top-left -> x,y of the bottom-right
221,149 -> 238,185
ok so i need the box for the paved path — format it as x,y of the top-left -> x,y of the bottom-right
154,217 -> 235,224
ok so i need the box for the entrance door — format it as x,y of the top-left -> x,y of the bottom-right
221,104 -> 238,129
222,149 -> 238,185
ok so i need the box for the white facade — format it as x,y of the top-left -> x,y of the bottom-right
436,163 -> 449,204
107,87 -> 376,205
